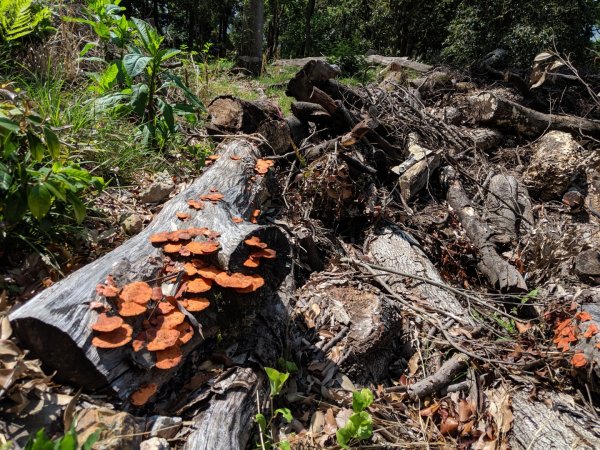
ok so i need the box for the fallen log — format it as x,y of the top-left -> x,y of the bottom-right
9,139 -> 291,400
485,174 -> 533,244
470,92 -> 600,137
365,227 -> 475,328
364,55 -> 433,73
207,96 -> 283,134
181,273 -> 296,450
447,180 -> 527,292
291,101 -> 331,125
511,391 -> 600,450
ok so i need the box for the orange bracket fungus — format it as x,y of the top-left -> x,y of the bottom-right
147,328 -> 181,351
92,324 -> 133,349
130,383 -> 158,406
155,345 -> 183,370
91,313 -> 124,333
120,281 -> 153,305
244,236 -> 268,249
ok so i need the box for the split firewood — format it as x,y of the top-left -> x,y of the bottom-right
447,180 -> 527,292
485,173 -> 534,244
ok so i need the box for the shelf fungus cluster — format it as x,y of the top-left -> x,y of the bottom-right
90,190 -> 269,406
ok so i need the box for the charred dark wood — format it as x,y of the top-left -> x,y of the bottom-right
9,139 -> 291,400
447,180 -> 527,292
291,101 -> 331,125
285,116 -> 309,146
470,92 -> 600,137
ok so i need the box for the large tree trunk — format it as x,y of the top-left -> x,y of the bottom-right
9,139 -> 291,401
238,0 -> 264,76
302,0 -> 316,57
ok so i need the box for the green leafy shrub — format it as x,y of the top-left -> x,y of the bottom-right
23,424 -> 98,450
327,41 -> 367,76
71,2 -> 204,150
0,84 -> 104,235
336,388 -> 374,448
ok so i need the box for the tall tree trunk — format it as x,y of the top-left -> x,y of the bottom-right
302,0 -> 316,57
152,0 -> 160,33
266,0 -> 281,61
238,0 -> 264,76
186,3 -> 195,50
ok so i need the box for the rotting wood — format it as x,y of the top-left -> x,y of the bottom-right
510,391 -> 600,450
470,91 -> 600,137
9,139 -> 291,400
447,180 -> 527,292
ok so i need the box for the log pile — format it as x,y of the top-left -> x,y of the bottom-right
6,58 -> 600,449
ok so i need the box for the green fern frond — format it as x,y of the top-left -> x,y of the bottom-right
0,0 -> 51,42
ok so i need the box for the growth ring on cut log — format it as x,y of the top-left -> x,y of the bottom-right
9,139 -> 291,399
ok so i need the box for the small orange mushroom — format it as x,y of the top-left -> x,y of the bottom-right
234,274 -> 265,294
232,217 -> 244,223
251,248 -> 277,259
156,300 -> 176,315
176,322 -> 194,344
187,200 -> 206,210
200,193 -> 224,202
243,257 -> 260,268
130,383 -> 158,406
92,313 -> 124,333
155,345 -> 183,369
255,159 -> 274,175
118,301 -> 147,317
96,276 -> 120,298
163,243 -> 183,254
92,324 -> 133,349
147,328 -> 181,351
179,297 -> 210,312
150,232 -> 171,244
176,212 -> 190,221
120,281 -> 153,305
208,155 -> 220,161
185,241 -> 220,255
230,156 -> 240,161
214,272 -> 253,289
187,277 -> 213,294
244,236 -> 268,249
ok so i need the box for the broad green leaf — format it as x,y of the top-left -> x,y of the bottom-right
156,98 -> 175,133
92,22 -> 110,39
0,118 -> 20,134
264,367 -> 289,397
123,53 -> 152,78
336,420 -> 356,449
55,428 -> 77,450
277,441 -> 291,450
352,388 -> 374,413
66,192 -> 86,223
162,73 -> 205,110
131,18 -> 162,55
24,428 -> 53,450
274,408 -> 293,423
129,83 -> 149,116
44,181 -> 66,201
79,42 -> 97,57
0,162 -> 12,190
28,184 -> 52,220
28,133 -> 45,162
43,127 -> 60,159
159,48 -> 181,63
352,411 -> 373,440
254,413 -> 267,431
81,431 -> 99,450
